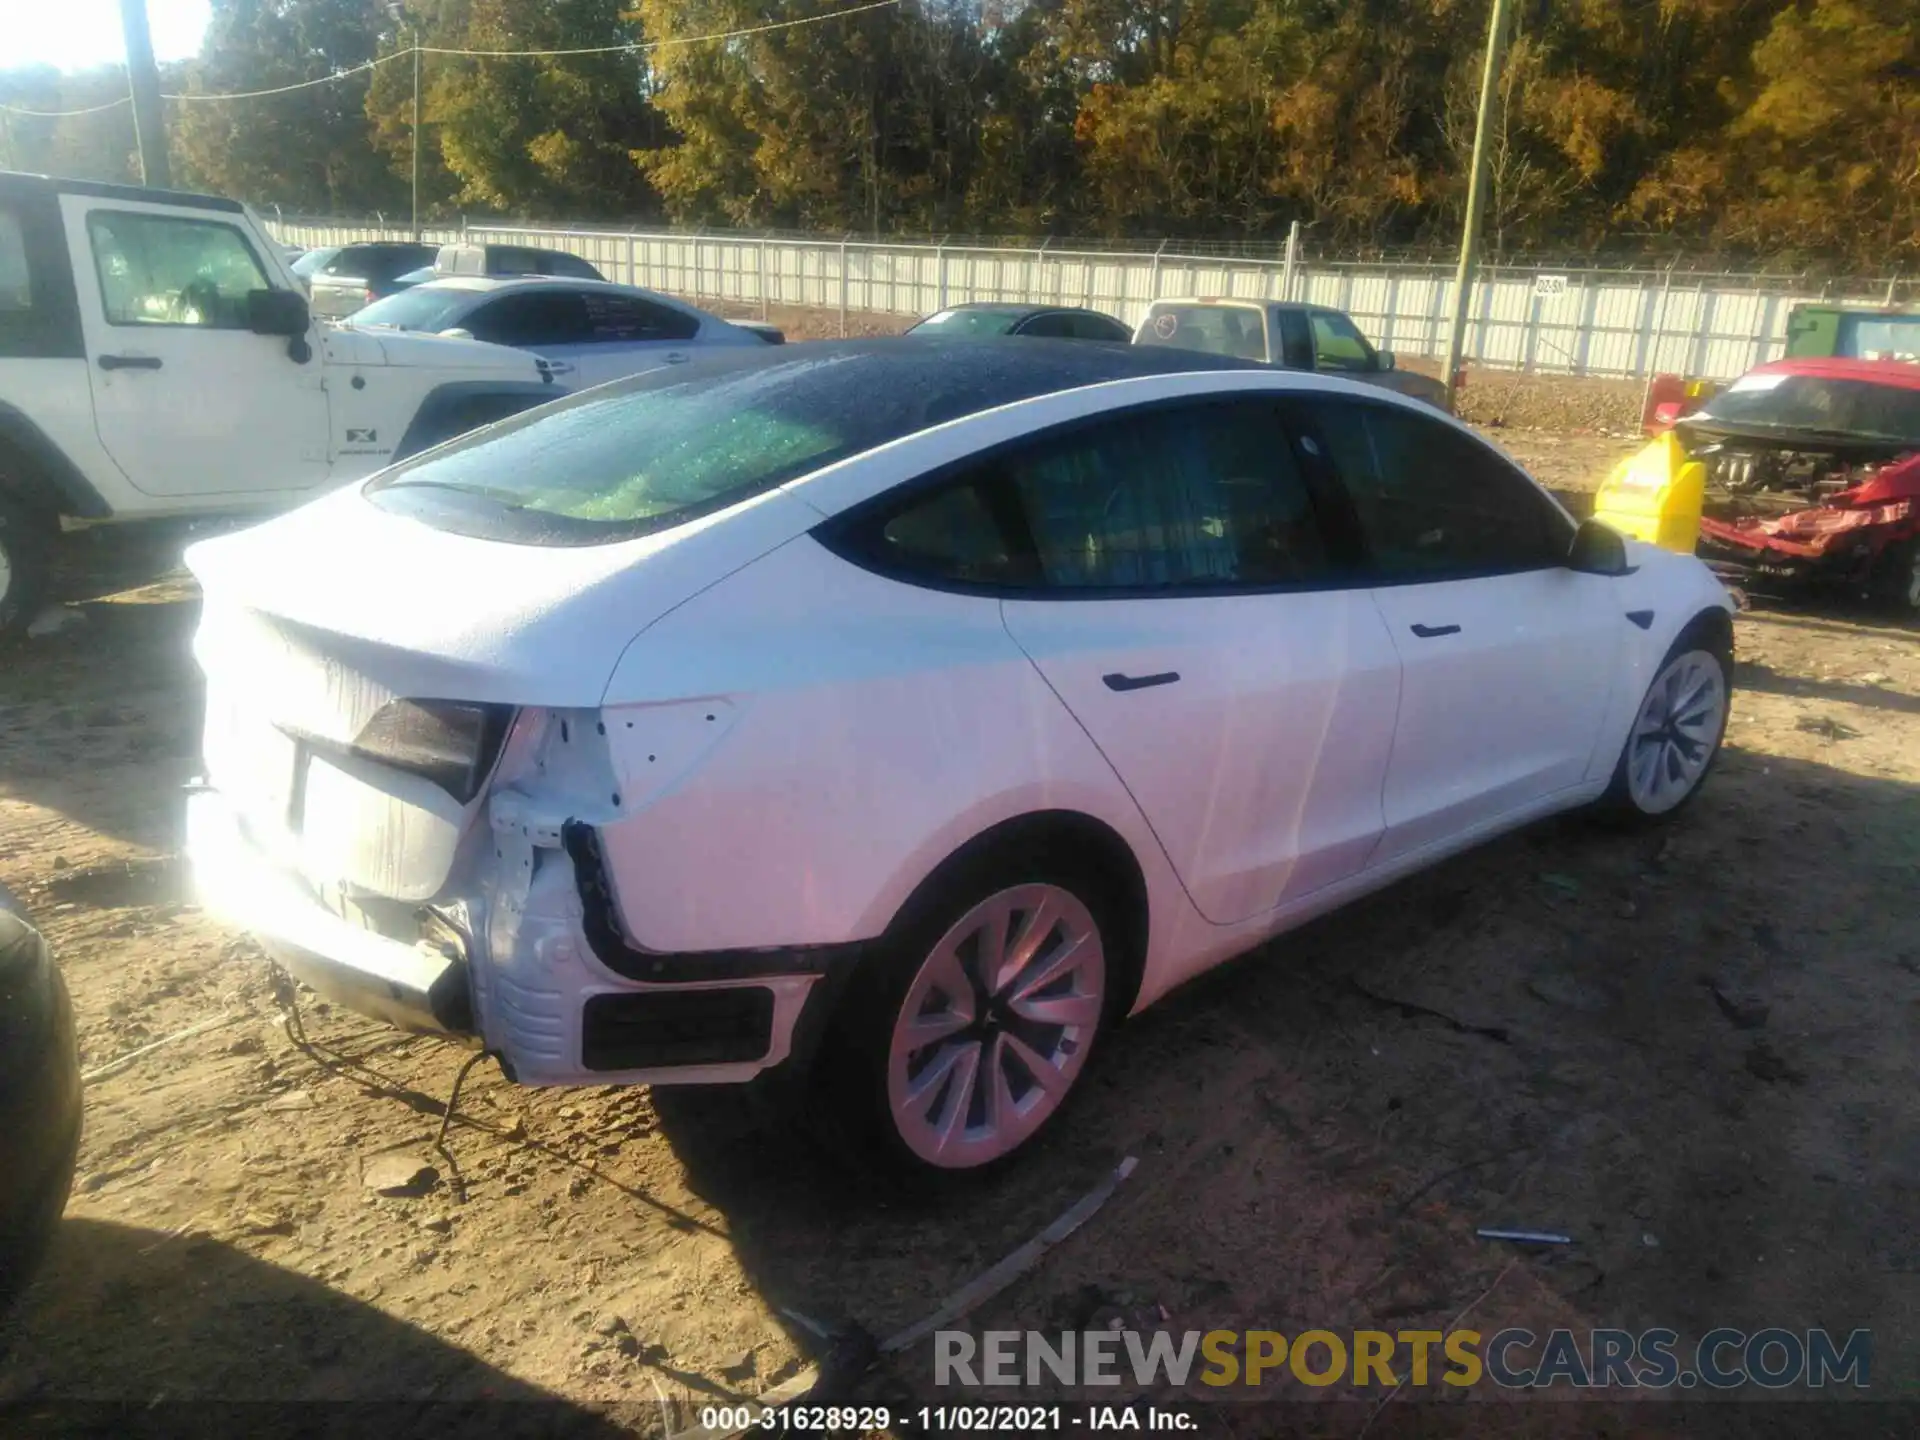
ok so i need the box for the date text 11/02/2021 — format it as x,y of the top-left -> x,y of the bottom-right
696,1407 -> 1198,1432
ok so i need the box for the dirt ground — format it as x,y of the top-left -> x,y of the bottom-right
2,362 -> 1917,1438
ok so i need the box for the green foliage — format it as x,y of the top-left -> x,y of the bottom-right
2,0 -> 1914,266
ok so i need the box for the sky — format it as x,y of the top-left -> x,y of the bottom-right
2,0 -> 212,73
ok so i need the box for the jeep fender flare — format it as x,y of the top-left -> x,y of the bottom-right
0,401 -> 110,520
393,379 -> 565,463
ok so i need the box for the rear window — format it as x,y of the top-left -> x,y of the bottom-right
289,246 -> 340,279
321,244 -> 434,281
1136,304 -> 1270,362
363,342 -> 1267,546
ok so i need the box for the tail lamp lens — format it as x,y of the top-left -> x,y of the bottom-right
350,700 -> 514,803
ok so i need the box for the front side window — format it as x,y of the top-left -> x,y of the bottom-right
87,211 -> 268,328
1309,311 -> 1376,372
464,291 -> 593,347
843,401 -> 1336,593
1313,399 -> 1569,579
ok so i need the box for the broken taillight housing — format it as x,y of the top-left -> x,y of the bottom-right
349,700 -> 514,803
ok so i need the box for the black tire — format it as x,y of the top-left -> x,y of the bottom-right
1594,616 -> 1733,827
0,906 -> 81,1316
0,490 -> 53,642
1868,538 -> 1920,617
817,842 -> 1123,1179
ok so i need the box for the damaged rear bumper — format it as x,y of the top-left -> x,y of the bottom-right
186,787 -> 473,1036
186,785 -> 863,1088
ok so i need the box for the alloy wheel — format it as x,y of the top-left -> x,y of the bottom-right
1627,649 -> 1727,815
886,882 -> 1105,1168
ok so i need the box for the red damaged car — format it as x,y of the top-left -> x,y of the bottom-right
1686,358 -> 1920,613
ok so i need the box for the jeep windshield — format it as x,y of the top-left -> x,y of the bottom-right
1685,373 -> 1920,448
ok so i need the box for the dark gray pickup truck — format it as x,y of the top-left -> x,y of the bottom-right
1134,297 -> 1451,411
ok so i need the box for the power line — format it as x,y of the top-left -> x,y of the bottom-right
0,0 -> 904,117
419,0 -> 902,57
0,95 -> 132,118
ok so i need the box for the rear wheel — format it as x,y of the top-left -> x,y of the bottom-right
833,854 -> 1115,1175
1596,625 -> 1731,825
0,491 -> 52,641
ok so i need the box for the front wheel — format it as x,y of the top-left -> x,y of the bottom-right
0,492 -> 52,641
838,860 -> 1113,1175
1869,538 -> 1920,617
1597,630 -> 1731,824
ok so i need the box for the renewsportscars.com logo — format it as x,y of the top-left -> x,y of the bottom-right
935,1327 -> 1872,1391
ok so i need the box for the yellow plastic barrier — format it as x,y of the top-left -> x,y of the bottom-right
1591,432 -> 1706,554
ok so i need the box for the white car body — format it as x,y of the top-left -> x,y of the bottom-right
343,276 -> 768,389
184,341 -> 1734,1168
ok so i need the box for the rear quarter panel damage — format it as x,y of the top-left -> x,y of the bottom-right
590,535 -> 1192,974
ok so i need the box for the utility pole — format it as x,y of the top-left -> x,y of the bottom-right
119,0 -> 171,189
1440,0 -> 1516,412
411,34 -> 421,239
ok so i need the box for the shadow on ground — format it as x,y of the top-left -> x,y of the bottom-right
0,1219 -> 642,1437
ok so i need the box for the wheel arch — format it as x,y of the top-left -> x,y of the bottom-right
0,401 -> 110,520
874,807 -> 1152,1025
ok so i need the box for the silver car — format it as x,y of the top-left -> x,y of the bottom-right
1135,297 -> 1451,410
343,276 -> 772,387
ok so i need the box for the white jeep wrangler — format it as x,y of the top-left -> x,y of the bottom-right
0,171 -> 565,635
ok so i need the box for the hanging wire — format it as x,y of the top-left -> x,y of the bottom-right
0,0 -> 903,117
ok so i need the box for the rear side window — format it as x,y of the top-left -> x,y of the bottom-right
1018,312 -> 1075,338
1312,400 -> 1569,579
583,291 -> 699,342
1070,313 -> 1132,342
838,400 -> 1337,593
544,252 -> 605,280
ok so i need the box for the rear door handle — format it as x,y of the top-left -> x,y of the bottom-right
1409,623 -> 1461,638
665,351 -> 690,364
1103,671 -> 1180,692
98,354 -> 162,371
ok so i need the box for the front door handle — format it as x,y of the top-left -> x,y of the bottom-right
665,351 -> 690,364
98,354 -> 163,371
1410,623 -> 1461,639
1103,671 -> 1180,693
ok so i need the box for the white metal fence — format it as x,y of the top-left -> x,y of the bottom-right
271,216 -> 1903,382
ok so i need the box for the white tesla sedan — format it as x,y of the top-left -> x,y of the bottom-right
185,341 -> 1734,1173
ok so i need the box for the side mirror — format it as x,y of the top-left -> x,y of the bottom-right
247,287 -> 309,338
1377,350 -> 1396,372
1568,516 -> 1633,576
438,327 -> 475,341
